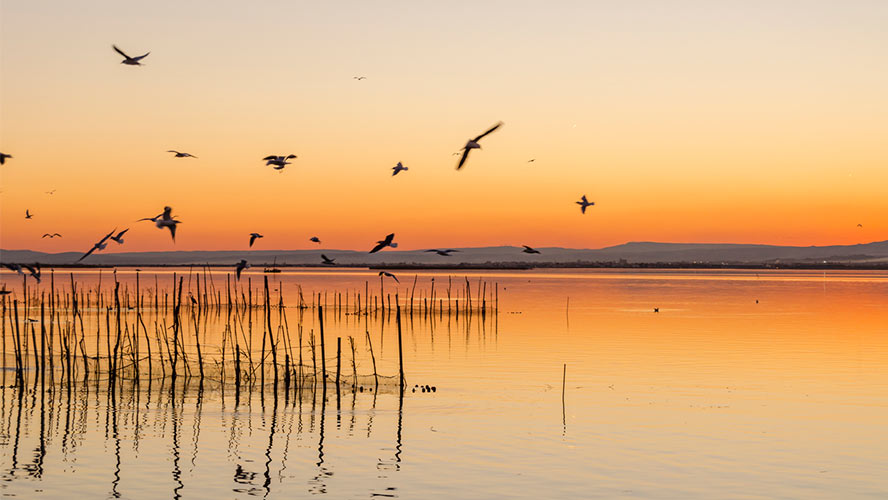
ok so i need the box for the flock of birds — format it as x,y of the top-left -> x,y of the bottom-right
0,45 -> 605,284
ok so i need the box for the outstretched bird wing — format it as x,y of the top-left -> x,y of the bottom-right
473,122 -> 503,142
456,148 -> 472,170
369,241 -> 387,254
249,234 -> 258,247
112,45 -> 131,59
133,52 -> 150,61
262,155 -> 279,161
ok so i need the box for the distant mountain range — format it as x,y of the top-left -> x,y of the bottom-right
2,240 -> 888,267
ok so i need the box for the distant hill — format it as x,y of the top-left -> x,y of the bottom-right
2,240 -> 888,267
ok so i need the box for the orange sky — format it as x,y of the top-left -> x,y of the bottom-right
1,1 -> 886,253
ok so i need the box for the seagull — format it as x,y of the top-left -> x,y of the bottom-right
110,228 -> 129,244
235,259 -> 250,280
425,249 -> 459,256
353,76 -> 366,81
527,159 -> 536,163
25,210 -> 33,219
45,189 -> 56,195
310,236 -> 321,244
78,228 -> 117,262
392,162 -> 408,176
113,45 -> 150,65
167,150 -> 197,158
378,271 -> 400,284
249,233 -> 264,247
522,245 -> 541,254
857,223 -> 863,228
0,153 -> 11,165
263,155 -> 297,169
22,264 -> 41,284
321,254 -> 336,265
153,206 -> 181,242
42,233 -> 62,238
576,195 -> 595,214
456,122 -> 503,170
2,263 -> 24,276
369,233 -> 396,254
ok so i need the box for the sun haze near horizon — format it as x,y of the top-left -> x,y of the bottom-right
1,0 -> 886,253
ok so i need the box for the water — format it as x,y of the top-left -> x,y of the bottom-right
1,268 -> 887,498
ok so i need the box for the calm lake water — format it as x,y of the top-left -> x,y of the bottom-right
1,268 -> 887,499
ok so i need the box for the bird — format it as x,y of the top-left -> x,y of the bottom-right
263,155 -> 297,169
456,122 -> 503,170
378,271 -> 400,283
857,223 -> 863,228
653,308 -> 659,313
369,233 -> 396,253
21,264 -> 41,283
42,233 -> 62,238
110,229 -> 129,244
25,210 -> 33,219
249,233 -> 263,247
310,236 -> 321,244
392,162 -> 408,176
167,150 -> 197,158
353,76 -> 366,81
235,260 -> 250,280
152,206 -> 181,242
576,195 -> 595,214
0,152 -> 11,165
78,228 -> 117,262
321,254 -> 336,265
2,263 -> 24,277
113,45 -> 150,65
527,159 -> 536,163
425,249 -> 459,256
45,189 -> 56,195
522,245 -> 541,254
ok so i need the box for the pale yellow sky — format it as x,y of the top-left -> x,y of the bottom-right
1,0 -> 886,252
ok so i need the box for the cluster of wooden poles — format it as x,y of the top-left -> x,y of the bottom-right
0,269 -> 499,399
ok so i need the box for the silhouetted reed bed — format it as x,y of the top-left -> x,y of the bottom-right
0,269 -> 498,399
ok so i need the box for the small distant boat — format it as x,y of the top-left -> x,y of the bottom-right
264,257 -> 282,273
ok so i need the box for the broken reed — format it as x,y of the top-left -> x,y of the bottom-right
0,268 -> 497,394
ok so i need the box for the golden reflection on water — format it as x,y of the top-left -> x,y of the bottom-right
1,268 -> 887,498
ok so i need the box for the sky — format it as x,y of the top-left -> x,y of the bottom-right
1,0 -> 886,253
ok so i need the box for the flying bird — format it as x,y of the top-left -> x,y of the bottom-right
2,263 -> 24,277
0,152 -> 11,165
369,233 -> 396,254
321,254 -> 336,265
45,189 -> 56,195
113,45 -> 150,65
392,162 -> 408,176
857,223 -> 863,228
456,122 -> 503,170
353,76 -> 366,80
78,228 -> 117,262
263,155 -> 297,169
110,229 -> 129,244
167,150 -> 197,158
310,236 -> 321,244
378,271 -> 400,284
152,206 -> 181,242
522,245 -> 541,254
25,210 -> 33,219
42,233 -> 62,238
249,233 -> 264,247
527,159 -> 536,163
22,264 -> 41,284
576,195 -> 595,214
425,249 -> 459,256
235,260 -> 250,280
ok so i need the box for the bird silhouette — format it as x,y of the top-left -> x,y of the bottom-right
0,153 -> 11,165
369,233 -> 396,253
522,245 -> 541,254
576,195 -> 595,214
425,249 -> 459,256
457,122 -> 503,170
249,233 -> 264,247
167,150 -> 197,158
263,155 -> 297,170
321,254 -> 336,265
42,233 -> 62,238
153,206 -> 181,242
378,271 -> 400,283
113,45 -> 149,65
110,229 -> 129,244
392,162 -> 408,176
310,236 -> 321,244
78,228 -> 117,262
25,210 -> 33,219
235,259 -> 250,280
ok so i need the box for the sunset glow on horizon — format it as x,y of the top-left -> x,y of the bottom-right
2,0 -> 886,253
